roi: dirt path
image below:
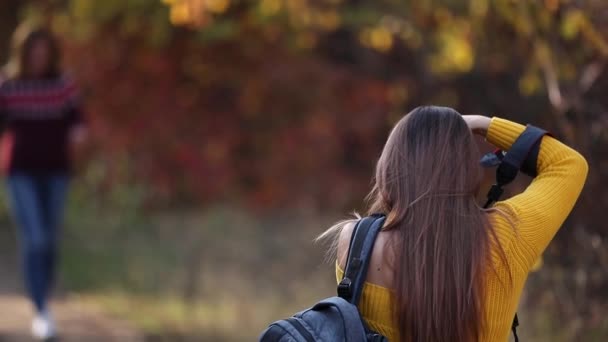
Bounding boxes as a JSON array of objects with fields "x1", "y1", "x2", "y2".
[
  {"x1": 0, "y1": 294, "x2": 143, "y2": 341},
  {"x1": 0, "y1": 228, "x2": 143, "y2": 341}
]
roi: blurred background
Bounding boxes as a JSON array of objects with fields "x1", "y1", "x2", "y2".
[{"x1": 0, "y1": 0, "x2": 606, "y2": 341}]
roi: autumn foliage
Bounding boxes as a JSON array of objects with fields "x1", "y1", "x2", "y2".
[
  {"x1": 2, "y1": 0, "x2": 607, "y2": 335},
  {"x1": 44, "y1": 1, "x2": 605, "y2": 209}
]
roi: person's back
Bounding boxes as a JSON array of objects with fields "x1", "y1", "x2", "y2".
[{"x1": 322, "y1": 106, "x2": 588, "y2": 341}]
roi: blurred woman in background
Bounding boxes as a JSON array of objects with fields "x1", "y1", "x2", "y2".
[{"x1": 0, "y1": 26, "x2": 86, "y2": 340}]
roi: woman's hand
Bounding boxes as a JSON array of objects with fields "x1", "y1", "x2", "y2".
[
  {"x1": 69, "y1": 125, "x2": 89, "y2": 174},
  {"x1": 0, "y1": 132, "x2": 13, "y2": 175},
  {"x1": 462, "y1": 115, "x2": 491, "y2": 136},
  {"x1": 69, "y1": 124, "x2": 88, "y2": 145}
]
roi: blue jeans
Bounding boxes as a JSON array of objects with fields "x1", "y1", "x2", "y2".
[{"x1": 7, "y1": 173, "x2": 69, "y2": 313}]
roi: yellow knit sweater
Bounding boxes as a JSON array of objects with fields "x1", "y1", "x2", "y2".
[{"x1": 336, "y1": 118, "x2": 588, "y2": 341}]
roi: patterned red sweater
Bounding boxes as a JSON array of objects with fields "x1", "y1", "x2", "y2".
[{"x1": 0, "y1": 75, "x2": 84, "y2": 174}]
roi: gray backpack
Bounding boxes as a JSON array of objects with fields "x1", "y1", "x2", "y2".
[{"x1": 259, "y1": 215, "x2": 388, "y2": 342}]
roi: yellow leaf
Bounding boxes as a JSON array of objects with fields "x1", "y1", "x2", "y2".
[
  {"x1": 206, "y1": 0, "x2": 230, "y2": 14},
  {"x1": 370, "y1": 26, "x2": 393, "y2": 53},
  {"x1": 561, "y1": 9, "x2": 584, "y2": 40},
  {"x1": 519, "y1": 70, "x2": 541, "y2": 96},
  {"x1": 259, "y1": 0, "x2": 282, "y2": 17},
  {"x1": 170, "y1": 2, "x2": 191, "y2": 25},
  {"x1": 450, "y1": 38, "x2": 473, "y2": 72}
]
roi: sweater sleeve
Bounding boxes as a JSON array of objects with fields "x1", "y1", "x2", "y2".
[{"x1": 486, "y1": 118, "x2": 588, "y2": 271}]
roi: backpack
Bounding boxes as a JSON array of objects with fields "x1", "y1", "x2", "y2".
[{"x1": 259, "y1": 214, "x2": 388, "y2": 342}]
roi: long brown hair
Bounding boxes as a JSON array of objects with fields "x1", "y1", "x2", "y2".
[
  {"x1": 4, "y1": 26, "x2": 61, "y2": 80},
  {"x1": 370, "y1": 106, "x2": 494, "y2": 341},
  {"x1": 322, "y1": 106, "x2": 506, "y2": 342}
]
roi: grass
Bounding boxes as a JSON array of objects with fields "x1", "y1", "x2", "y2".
[
  {"x1": 59, "y1": 198, "x2": 338, "y2": 341},
  {"x1": 0, "y1": 179, "x2": 605, "y2": 341}
]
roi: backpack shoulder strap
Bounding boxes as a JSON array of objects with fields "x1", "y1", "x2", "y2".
[{"x1": 337, "y1": 214, "x2": 386, "y2": 306}]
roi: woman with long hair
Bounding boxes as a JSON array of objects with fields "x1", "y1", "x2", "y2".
[
  {"x1": 322, "y1": 106, "x2": 587, "y2": 341},
  {"x1": 0, "y1": 26, "x2": 86, "y2": 340}
]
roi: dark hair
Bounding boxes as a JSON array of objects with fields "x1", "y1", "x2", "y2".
[
  {"x1": 365, "y1": 106, "x2": 505, "y2": 341},
  {"x1": 12, "y1": 27, "x2": 61, "y2": 79}
]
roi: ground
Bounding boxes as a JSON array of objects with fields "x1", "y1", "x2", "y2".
[
  {"x1": 0, "y1": 295, "x2": 142, "y2": 342},
  {"x1": 0, "y1": 227, "x2": 143, "y2": 342}
]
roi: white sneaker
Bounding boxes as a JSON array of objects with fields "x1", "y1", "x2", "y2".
[{"x1": 31, "y1": 312, "x2": 56, "y2": 340}]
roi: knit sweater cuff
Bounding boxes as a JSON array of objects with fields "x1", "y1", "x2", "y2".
[{"x1": 486, "y1": 117, "x2": 527, "y2": 151}]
